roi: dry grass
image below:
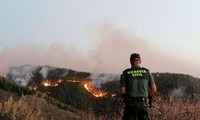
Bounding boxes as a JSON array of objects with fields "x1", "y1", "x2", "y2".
[
  {"x1": 97, "y1": 96, "x2": 200, "y2": 120},
  {"x1": 150, "y1": 96, "x2": 200, "y2": 120},
  {"x1": 2, "y1": 90, "x2": 199, "y2": 120},
  {"x1": 0, "y1": 95, "x2": 42, "y2": 120},
  {"x1": 0, "y1": 92, "x2": 82, "y2": 120}
]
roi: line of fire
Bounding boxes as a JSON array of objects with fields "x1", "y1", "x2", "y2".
[{"x1": 28, "y1": 79, "x2": 116, "y2": 98}]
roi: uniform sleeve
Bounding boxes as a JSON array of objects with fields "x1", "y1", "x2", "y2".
[
  {"x1": 148, "y1": 71, "x2": 155, "y2": 86},
  {"x1": 120, "y1": 71, "x2": 126, "y2": 87}
]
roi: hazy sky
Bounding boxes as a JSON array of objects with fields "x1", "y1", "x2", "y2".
[{"x1": 0, "y1": 0, "x2": 200, "y2": 77}]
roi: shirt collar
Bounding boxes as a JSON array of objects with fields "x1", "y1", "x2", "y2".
[{"x1": 131, "y1": 65, "x2": 141, "y2": 69}]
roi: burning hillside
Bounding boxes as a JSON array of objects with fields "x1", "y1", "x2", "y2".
[
  {"x1": 41, "y1": 79, "x2": 63, "y2": 87},
  {"x1": 1, "y1": 73, "x2": 200, "y2": 120},
  {"x1": 28, "y1": 79, "x2": 110, "y2": 98},
  {"x1": 84, "y1": 82, "x2": 108, "y2": 97},
  {"x1": 5, "y1": 65, "x2": 122, "y2": 117},
  {"x1": 7, "y1": 65, "x2": 120, "y2": 98}
]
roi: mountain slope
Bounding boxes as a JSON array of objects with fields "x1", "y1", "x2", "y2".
[
  {"x1": 0, "y1": 77, "x2": 95, "y2": 120},
  {"x1": 0, "y1": 91, "x2": 82, "y2": 120},
  {"x1": 3, "y1": 65, "x2": 200, "y2": 119}
]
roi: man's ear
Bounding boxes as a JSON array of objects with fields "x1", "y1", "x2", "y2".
[
  {"x1": 130, "y1": 60, "x2": 133, "y2": 64},
  {"x1": 139, "y1": 60, "x2": 141, "y2": 64}
]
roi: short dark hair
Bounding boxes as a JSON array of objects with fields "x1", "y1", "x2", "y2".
[{"x1": 130, "y1": 53, "x2": 141, "y2": 61}]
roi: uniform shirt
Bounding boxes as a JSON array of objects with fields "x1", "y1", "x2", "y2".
[{"x1": 120, "y1": 66, "x2": 155, "y2": 98}]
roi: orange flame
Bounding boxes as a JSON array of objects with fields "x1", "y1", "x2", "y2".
[
  {"x1": 42, "y1": 79, "x2": 63, "y2": 87},
  {"x1": 66, "y1": 80, "x2": 82, "y2": 83},
  {"x1": 55, "y1": 79, "x2": 63, "y2": 86},
  {"x1": 57, "y1": 79, "x2": 63, "y2": 83},
  {"x1": 28, "y1": 79, "x2": 111, "y2": 98},
  {"x1": 84, "y1": 82, "x2": 107, "y2": 97},
  {"x1": 28, "y1": 86, "x2": 38, "y2": 90},
  {"x1": 42, "y1": 80, "x2": 52, "y2": 86},
  {"x1": 111, "y1": 94, "x2": 116, "y2": 97}
]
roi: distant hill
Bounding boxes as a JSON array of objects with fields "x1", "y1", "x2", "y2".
[
  {"x1": 153, "y1": 72, "x2": 200, "y2": 98},
  {"x1": 7, "y1": 65, "x2": 200, "y2": 97},
  {"x1": 6, "y1": 65, "x2": 91, "y2": 86}
]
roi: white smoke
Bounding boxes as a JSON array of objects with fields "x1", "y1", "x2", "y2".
[
  {"x1": 90, "y1": 73, "x2": 120, "y2": 88},
  {"x1": 7, "y1": 65, "x2": 71, "y2": 86},
  {"x1": 8, "y1": 65, "x2": 38, "y2": 86},
  {"x1": 39, "y1": 65, "x2": 55, "y2": 79},
  {"x1": 170, "y1": 87, "x2": 184, "y2": 97},
  {"x1": 62, "y1": 71, "x2": 69, "y2": 76}
]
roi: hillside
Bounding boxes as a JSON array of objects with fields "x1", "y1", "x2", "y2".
[
  {"x1": 0, "y1": 77, "x2": 95, "y2": 120},
  {"x1": 2, "y1": 65, "x2": 200, "y2": 119},
  {"x1": 7, "y1": 65, "x2": 200, "y2": 98},
  {"x1": 0, "y1": 91, "x2": 81, "y2": 120}
]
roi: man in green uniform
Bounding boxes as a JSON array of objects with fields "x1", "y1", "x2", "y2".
[{"x1": 120, "y1": 53, "x2": 157, "y2": 120}]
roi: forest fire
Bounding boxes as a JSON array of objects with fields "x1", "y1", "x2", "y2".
[
  {"x1": 66, "y1": 80, "x2": 82, "y2": 83},
  {"x1": 41, "y1": 79, "x2": 63, "y2": 87},
  {"x1": 42, "y1": 80, "x2": 51, "y2": 86},
  {"x1": 28, "y1": 86, "x2": 38, "y2": 90},
  {"x1": 28, "y1": 79, "x2": 109, "y2": 98},
  {"x1": 84, "y1": 82, "x2": 108, "y2": 97}
]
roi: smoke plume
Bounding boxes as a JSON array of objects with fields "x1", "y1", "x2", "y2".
[
  {"x1": 90, "y1": 73, "x2": 120, "y2": 88},
  {"x1": 39, "y1": 65, "x2": 55, "y2": 79},
  {"x1": 170, "y1": 87, "x2": 184, "y2": 97},
  {"x1": 7, "y1": 65, "x2": 38, "y2": 86},
  {"x1": 0, "y1": 23, "x2": 199, "y2": 78}
]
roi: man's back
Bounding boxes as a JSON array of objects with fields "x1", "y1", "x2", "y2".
[
  {"x1": 120, "y1": 53, "x2": 157, "y2": 120},
  {"x1": 121, "y1": 66, "x2": 154, "y2": 98}
]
